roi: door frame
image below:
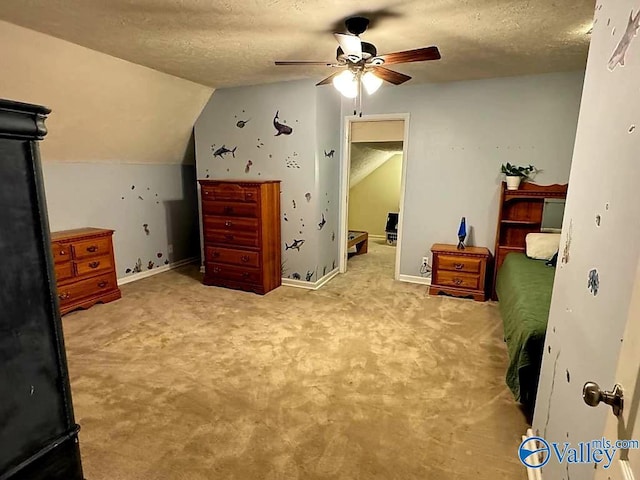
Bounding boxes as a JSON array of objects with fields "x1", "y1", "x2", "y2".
[{"x1": 338, "y1": 113, "x2": 411, "y2": 280}]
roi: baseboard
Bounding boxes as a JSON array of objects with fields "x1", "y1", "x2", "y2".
[
  {"x1": 368, "y1": 234, "x2": 386, "y2": 240},
  {"x1": 397, "y1": 274, "x2": 432, "y2": 286},
  {"x1": 118, "y1": 257, "x2": 198, "y2": 286},
  {"x1": 282, "y1": 268, "x2": 340, "y2": 290}
]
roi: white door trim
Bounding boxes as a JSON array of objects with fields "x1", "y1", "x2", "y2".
[{"x1": 339, "y1": 113, "x2": 411, "y2": 280}]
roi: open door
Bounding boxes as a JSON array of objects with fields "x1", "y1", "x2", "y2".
[{"x1": 594, "y1": 258, "x2": 640, "y2": 479}]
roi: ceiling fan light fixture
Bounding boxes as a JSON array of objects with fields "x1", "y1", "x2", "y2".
[
  {"x1": 333, "y1": 70, "x2": 358, "y2": 98},
  {"x1": 362, "y1": 71, "x2": 383, "y2": 94}
]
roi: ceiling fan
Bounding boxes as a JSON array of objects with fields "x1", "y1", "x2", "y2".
[{"x1": 275, "y1": 16, "x2": 441, "y2": 98}]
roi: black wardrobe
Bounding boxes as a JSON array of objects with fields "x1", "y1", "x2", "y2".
[{"x1": 0, "y1": 100, "x2": 84, "y2": 480}]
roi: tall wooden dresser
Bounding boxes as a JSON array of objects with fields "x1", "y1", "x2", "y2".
[
  {"x1": 0, "y1": 100, "x2": 84, "y2": 479},
  {"x1": 199, "y1": 180, "x2": 281, "y2": 294},
  {"x1": 51, "y1": 228, "x2": 121, "y2": 315}
]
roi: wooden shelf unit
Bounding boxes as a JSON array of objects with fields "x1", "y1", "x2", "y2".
[{"x1": 492, "y1": 181, "x2": 568, "y2": 299}]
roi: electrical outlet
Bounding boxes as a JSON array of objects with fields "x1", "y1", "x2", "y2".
[{"x1": 421, "y1": 257, "x2": 429, "y2": 269}]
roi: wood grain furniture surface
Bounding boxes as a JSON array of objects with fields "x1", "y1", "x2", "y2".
[
  {"x1": 348, "y1": 230, "x2": 368, "y2": 255},
  {"x1": 199, "y1": 180, "x2": 281, "y2": 295},
  {"x1": 429, "y1": 244, "x2": 492, "y2": 302},
  {"x1": 491, "y1": 181, "x2": 568, "y2": 299},
  {"x1": 0, "y1": 99, "x2": 84, "y2": 479},
  {"x1": 51, "y1": 227, "x2": 121, "y2": 315}
]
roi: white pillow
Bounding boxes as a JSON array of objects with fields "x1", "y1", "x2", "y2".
[{"x1": 526, "y1": 233, "x2": 561, "y2": 260}]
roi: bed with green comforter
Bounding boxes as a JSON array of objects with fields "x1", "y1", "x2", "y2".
[{"x1": 496, "y1": 253, "x2": 556, "y2": 408}]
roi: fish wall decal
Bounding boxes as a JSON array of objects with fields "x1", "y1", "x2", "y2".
[
  {"x1": 609, "y1": 9, "x2": 640, "y2": 71},
  {"x1": 212, "y1": 145, "x2": 237, "y2": 158},
  {"x1": 324, "y1": 149, "x2": 335, "y2": 158},
  {"x1": 285, "y1": 239, "x2": 305, "y2": 251},
  {"x1": 318, "y1": 213, "x2": 326, "y2": 230},
  {"x1": 273, "y1": 111, "x2": 293, "y2": 136},
  {"x1": 236, "y1": 118, "x2": 250, "y2": 128}
]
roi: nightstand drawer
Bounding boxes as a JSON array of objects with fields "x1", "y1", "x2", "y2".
[
  {"x1": 436, "y1": 271, "x2": 480, "y2": 290},
  {"x1": 438, "y1": 256, "x2": 482, "y2": 274}
]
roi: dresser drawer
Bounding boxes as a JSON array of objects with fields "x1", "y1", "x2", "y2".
[
  {"x1": 55, "y1": 262, "x2": 73, "y2": 282},
  {"x1": 202, "y1": 184, "x2": 259, "y2": 203},
  {"x1": 57, "y1": 273, "x2": 116, "y2": 306},
  {"x1": 206, "y1": 263, "x2": 261, "y2": 284},
  {"x1": 52, "y1": 242, "x2": 71, "y2": 264},
  {"x1": 436, "y1": 271, "x2": 480, "y2": 290},
  {"x1": 205, "y1": 230, "x2": 260, "y2": 248},
  {"x1": 438, "y1": 255, "x2": 482, "y2": 274},
  {"x1": 74, "y1": 254, "x2": 113, "y2": 277},
  {"x1": 205, "y1": 246, "x2": 260, "y2": 267},
  {"x1": 71, "y1": 236, "x2": 112, "y2": 260},
  {"x1": 202, "y1": 200, "x2": 259, "y2": 218},
  {"x1": 204, "y1": 216, "x2": 259, "y2": 233}
]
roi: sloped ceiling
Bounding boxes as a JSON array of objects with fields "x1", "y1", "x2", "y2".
[
  {"x1": 0, "y1": 0, "x2": 594, "y2": 88},
  {"x1": 350, "y1": 141, "x2": 403, "y2": 188}
]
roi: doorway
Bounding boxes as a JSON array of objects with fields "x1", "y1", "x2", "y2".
[{"x1": 339, "y1": 115, "x2": 410, "y2": 279}]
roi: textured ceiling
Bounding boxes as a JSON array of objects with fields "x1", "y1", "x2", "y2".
[
  {"x1": 0, "y1": 0, "x2": 595, "y2": 88},
  {"x1": 350, "y1": 142, "x2": 403, "y2": 187}
]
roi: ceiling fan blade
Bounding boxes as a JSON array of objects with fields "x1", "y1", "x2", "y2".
[
  {"x1": 275, "y1": 61, "x2": 335, "y2": 66},
  {"x1": 379, "y1": 46, "x2": 441, "y2": 65},
  {"x1": 334, "y1": 33, "x2": 362, "y2": 60},
  {"x1": 371, "y1": 66, "x2": 412, "y2": 85},
  {"x1": 316, "y1": 72, "x2": 341, "y2": 86}
]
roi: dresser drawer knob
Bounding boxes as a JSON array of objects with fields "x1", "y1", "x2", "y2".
[
  {"x1": 242, "y1": 272, "x2": 250, "y2": 278},
  {"x1": 454, "y1": 263, "x2": 464, "y2": 270},
  {"x1": 204, "y1": 191, "x2": 210, "y2": 195},
  {"x1": 59, "y1": 250, "x2": 66, "y2": 255},
  {"x1": 58, "y1": 292, "x2": 70, "y2": 300},
  {"x1": 224, "y1": 234, "x2": 234, "y2": 240},
  {"x1": 224, "y1": 221, "x2": 233, "y2": 227},
  {"x1": 88, "y1": 261, "x2": 100, "y2": 269},
  {"x1": 453, "y1": 278, "x2": 463, "y2": 286},
  {"x1": 97, "y1": 281, "x2": 108, "y2": 288},
  {"x1": 86, "y1": 245, "x2": 98, "y2": 253},
  {"x1": 213, "y1": 267, "x2": 221, "y2": 273},
  {"x1": 212, "y1": 251, "x2": 220, "y2": 258},
  {"x1": 241, "y1": 255, "x2": 250, "y2": 263},
  {"x1": 246, "y1": 192, "x2": 253, "y2": 198}
]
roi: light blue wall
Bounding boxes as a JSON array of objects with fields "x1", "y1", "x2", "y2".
[
  {"x1": 42, "y1": 163, "x2": 199, "y2": 278},
  {"x1": 341, "y1": 71, "x2": 585, "y2": 276},
  {"x1": 194, "y1": 79, "x2": 342, "y2": 282}
]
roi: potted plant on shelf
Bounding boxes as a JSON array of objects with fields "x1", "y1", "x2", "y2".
[{"x1": 501, "y1": 163, "x2": 536, "y2": 190}]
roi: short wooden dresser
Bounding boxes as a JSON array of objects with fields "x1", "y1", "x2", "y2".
[
  {"x1": 199, "y1": 180, "x2": 281, "y2": 295},
  {"x1": 51, "y1": 228, "x2": 121, "y2": 315},
  {"x1": 428, "y1": 244, "x2": 492, "y2": 302}
]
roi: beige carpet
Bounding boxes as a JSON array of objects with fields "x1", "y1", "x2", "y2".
[{"x1": 62, "y1": 240, "x2": 528, "y2": 480}]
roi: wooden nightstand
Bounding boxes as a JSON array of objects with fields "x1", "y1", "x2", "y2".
[{"x1": 428, "y1": 244, "x2": 492, "y2": 301}]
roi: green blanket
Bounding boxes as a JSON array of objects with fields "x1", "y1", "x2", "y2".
[{"x1": 496, "y1": 253, "x2": 555, "y2": 405}]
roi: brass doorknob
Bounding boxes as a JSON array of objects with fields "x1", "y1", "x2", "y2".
[{"x1": 583, "y1": 382, "x2": 624, "y2": 416}]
